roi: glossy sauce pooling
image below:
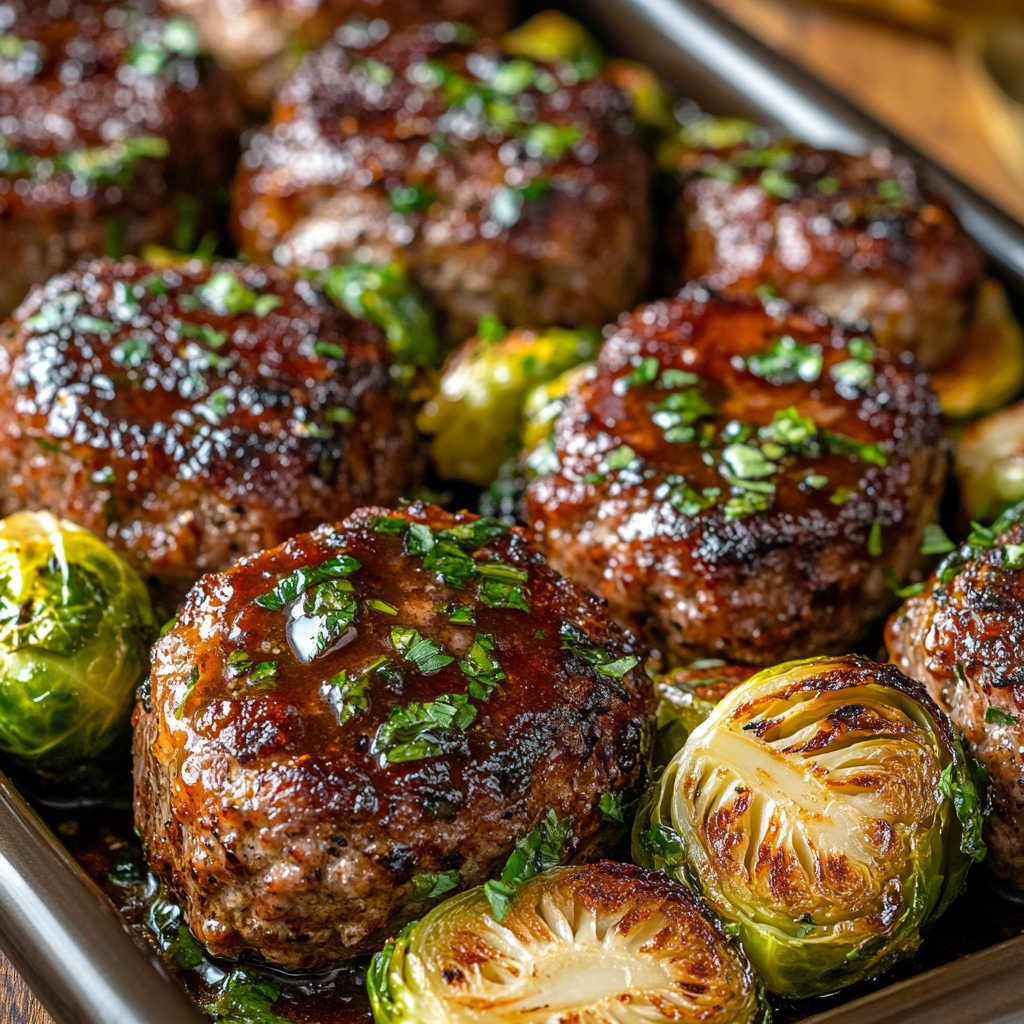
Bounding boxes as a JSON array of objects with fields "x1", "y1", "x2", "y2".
[
  {"x1": 0, "y1": 258, "x2": 394, "y2": 513},
  {"x1": 160, "y1": 505, "x2": 647, "y2": 810}
]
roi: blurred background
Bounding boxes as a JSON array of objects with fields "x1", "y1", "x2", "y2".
[{"x1": 707, "y1": 0, "x2": 1024, "y2": 223}]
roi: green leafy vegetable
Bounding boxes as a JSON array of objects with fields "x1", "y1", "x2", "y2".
[{"x1": 483, "y1": 809, "x2": 571, "y2": 921}]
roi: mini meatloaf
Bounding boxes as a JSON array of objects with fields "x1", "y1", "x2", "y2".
[
  {"x1": 667, "y1": 129, "x2": 982, "y2": 370},
  {"x1": 0, "y1": 259, "x2": 421, "y2": 605},
  {"x1": 133, "y1": 504, "x2": 653, "y2": 969},
  {"x1": 0, "y1": 0, "x2": 242, "y2": 319},
  {"x1": 886, "y1": 506, "x2": 1024, "y2": 890},
  {"x1": 160, "y1": 0, "x2": 513, "y2": 109},
  {"x1": 232, "y1": 24, "x2": 652, "y2": 344},
  {"x1": 525, "y1": 287, "x2": 945, "y2": 666}
]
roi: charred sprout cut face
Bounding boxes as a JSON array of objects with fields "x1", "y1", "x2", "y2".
[
  {"x1": 369, "y1": 862, "x2": 762, "y2": 1024},
  {"x1": 417, "y1": 320, "x2": 600, "y2": 486},
  {"x1": 634, "y1": 656, "x2": 984, "y2": 1000},
  {"x1": 0, "y1": 512, "x2": 156, "y2": 775}
]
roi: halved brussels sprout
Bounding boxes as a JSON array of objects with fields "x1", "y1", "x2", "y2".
[
  {"x1": 369, "y1": 862, "x2": 763, "y2": 1024},
  {"x1": 634, "y1": 655, "x2": 984, "y2": 1000},
  {"x1": 0, "y1": 512, "x2": 156, "y2": 775},
  {"x1": 654, "y1": 661, "x2": 753, "y2": 770},
  {"x1": 417, "y1": 323, "x2": 600, "y2": 485},
  {"x1": 930, "y1": 279, "x2": 1024, "y2": 421}
]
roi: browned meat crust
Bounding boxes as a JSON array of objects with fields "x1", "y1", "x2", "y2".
[
  {"x1": 525, "y1": 287, "x2": 945, "y2": 667},
  {"x1": 886, "y1": 514, "x2": 1024, "y2": 889},
  {"x1": 0, "y1": 259, "x2": 421, "y2": 606},
  {"x1": 160, "y1": 0, "x2": 513, "y2": 109},
  {"x1": 668, "y1": 138, "x2": 982, "y2": 370},
  {"x1": 132, "y1": 504, "x2": 654, "y2": 969},
  {"x1": 0, "y1": 1, "x2": 242, "y2": 319},
  {"x1": 232, "y1": 25, "x2": 653, "y2": 344}
]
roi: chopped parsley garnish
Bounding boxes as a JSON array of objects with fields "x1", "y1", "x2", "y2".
[
  {"x1": 848, "y1": 337, "x2": 875, "y2": 361},
  {"x1": 389, "y1": 183, "x2": 436, "y2": 214},
  {"x1": 868, "y1": 521, "x2": 883, "y2": 558},
  {"x1": 484, "y1": 810, "x2": 571, "y2": 922},
  {"x1": 921, "y1": 523, "x2": 956, "y2": 556},
  {"x1": 459, "y1": 633, "x2": 505, "y2": 699},
  {"x1": 477, "y1": 314, "x2": 509, "y2": 342},
  {"x1": 440, "y1": 602, "x2": 476, "y2": 624},
  {"x1": 479, "y1": 580, "x2": 531, "y2": 612},
  {"x1": 723, "y1": 492, "x2": 771, "y2": 520},
  {"x1": 605, "y1": 445, "x2": 637, "y2": 471},
  {"x1": 652, "y1": 388, "x2": 715, "y2": 442},
  {"x1": 643, "y1": 822, "x2": 685, "y2": 869},
  {"x1": 759, "y1": 168, "x2": 797, "y2": 199},
  {"x1": 367, "y1": 515, "x2": 408, "y2": 535},
  {"x1": 313, "y1": 340, "x2": 346, "y2": 360},
  {"x1": 390, "y1": 626, "x2": 454, "y2": 675},
  {"x1": 227, "y1": 651, "x2": 278, "y2": 688},
  {"x1": 830, "y1": 357, "x2": 875, "y2": 397},
  {"x1": 302, "y1": 579, "x2": 358, "y2": 659},
  {"x1": 324, "y1": 656, "x2": 396, "y2": 724},
  {"x1": 823, "y1": 432, "x2": 888, "y2": 467},
  {"x1": 254, "y1": 554, "x2": 362, "y2": 610},
  {"x1": 986, "y1": 706, "x2": 1017, "y2": 727},
  {"x1": 660, "y1": 368, "x2": 701, "y2": 389},
  {"x1": 111, "y1": 337, "x2": 152, "y2": 367},
  {"x1": 1005, "y1": 544, "x2": 1024, "y2": 571},
  {"x1": 877, "y1": 179, "x2": 906, "y2": 205},
  {"x1": 621, "y1": 357, "x2": 660, "y2": 390},
  {"x1": 412, "y1": 870, "x2": 460, "y2": 899},
  {"x1": 173, "y1": 664, "x2": 199, "y2": 720},
  {"x1": 559, "y1": 622, "x2": 639, "y2": 680},
  {"x1": 746, "y1": 336, "x2": 823, "y2": 385},
  {"x1": 721, "y1": 443, "x2": 777, "y2": 480},
  {"x1": 439, "y1": 517, "x2": 510, "y2": 548},
  {"x1": 368, "y1": 598, "x2": 398, "y2": 615},
  {"x1": 179, "y1": 322, "x2": 228, "y2": 348},
  {"x1": 325, "y1": 407, "x2": 353, "y2": 424},
  {"x1": 195, "y1": 272, "x2": 259, "y2": 316},
  {"x1": 665, "y1": 481, "x2": 720, "y2": 516},
  {"x1": 489, "y1": 179, "x2": 554, "y2": 228},
  {"x1": 523, "y1": 122, "x2": 583, "y2": 161},
  {"x1": 372, "y1": 694, "x2": 476, "y2": 763},
  {"x1": 599, "y1": 791, "x2": 628, "y2": 824}
]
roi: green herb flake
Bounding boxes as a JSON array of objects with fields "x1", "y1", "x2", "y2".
[
  {"x1": 823, "y1": 433, "x2": 888, "y2": 467},
  {"x1": 440, "y1": 602, "x2": 476, "y2": 624},
  {"x1": 254, "y1": 554, "x2": 362, "y2": 610},
  {"x1": 369, "y1": 598, "x2": 398, "y2": 616},
  {"x1": 372, "y1": 694, "x2": 477, "y2": 763},
  {"x1": 439, "y1": 517, "x2": 509, "y2": 549},
  {"x1": 367, "y1": 515, "x2": 408, "y2": 535},
  {"x1": 325, "y1": 407, "x2": 354, "y2": 425},
  {"x1": 412, "y1": 869, "x2": 461, "y2": 899},
  {"x1": 605, "y1": 445, "x2": 637, "y2": 471},
  {"x1": 803, "y1": 473, "x2": 828, "y2": 490},
  {"x1": 746, "y1": 335, "x2": 823, "y2": 385},
  {"x1": 212, "y1": 968, "x2": 290, "y2": 1024},
  {"x1": 667, "y1": 483, "x2": 719, "y2": 517},
  {"x1": 877, "y1": 179, "x2": 906, "y2": 205},
  {"x1": 390, "y1": 626, "x2": 454, "y2": 676},
  {"x1": 847, "y1": 337, "x2": 876, "y2": 362},
  {"x1": 921, "y1": 523, "x2": 956, "y2": 556},
  {"x1": 599, "y1": 791, "x2": 627, "y2": 824},
  {"x1": 389, "y1": 183, "x2": 436, "y2": 214},
  {"x1": 484, "y1": 810, "x2": 571, "y2": 921},
  {"x1": 313, "y1": 340, "x2": 346, "y2": 360},
  {"x1": 253, "y1": 294, "x2": 282, "y2": 317},
  {"x1": 986, "y1": 706, "x2": 1017, "y2": 727},
  {"x1": 868, "y1": 521, "x2": 883, "y2": 558},
  {"x1": 830, "y1": 358, "x2": 875, "y2": 394},
  {"x1": 1005, "y1": 544, "x2": 1024, "y2": 571},
  {"x1": 324, "y1": 657, "x2": 395, "y2": 724},
  {"x1": 479, "y1": 580, "x2": 531, "y2": 612},
  {"x1": 477, "y1": 314, "x2": 508, "y2": 342},
  {"x1": 523, "y1": 122, "x2": 583, "y2": 161},
  {"x1": 721, "y1": 444, "x2": 777, "y2": 481},
  {"x1": 559, "y1": 622, "x2": 639, "y2": 681},
  {"x1": 621, "y1": 357, "x2": 660, "y2": 390},
  {"x1": 817, "y1": 175, "x2": 840, "y2": 195},
  {"x1": 459, "y1": 633, "x2": 505, "y2": 700},
  {"x1": 195, "y1": 272, "x2": 259, "y2": 316},
  {"x1": 173, "y1": 664, "x2": 199, "y2": 720}
]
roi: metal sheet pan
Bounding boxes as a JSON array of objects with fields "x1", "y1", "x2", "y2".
[{"x1": 2, "y1": 2, "x2": 1024, "y2": 1023}]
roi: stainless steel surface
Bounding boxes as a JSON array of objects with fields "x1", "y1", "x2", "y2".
[{"x1": 0, "y1": 772, "x2": 207, "y2": 1024}]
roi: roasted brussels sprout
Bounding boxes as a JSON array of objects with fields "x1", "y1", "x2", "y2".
[
  {"x1": 634, "y1": 655, "x2": 985, "y2": 999},
  {"x1": 654, "y1": 661, "x2": 753, "y2": 769},
  {"x1": 369, "y1": 861, "x2": 763, "y2": 1024},
  {"x1": 417, "y1": 323, "x2": 600, "y2": 485},
  {"x1": 0, "y1": 512, "x2": 156, "y2": 775},
  {"x1": 930, "y1": 279, "x2": 1024, "y2": 421},
  {"x1": 519, "y1": 361, "x2": 598, "y2": 478}
]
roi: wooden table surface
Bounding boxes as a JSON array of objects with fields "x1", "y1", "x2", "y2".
[{"x1": 4, "y1": 1, "x2": 1024, "y2": 1021}]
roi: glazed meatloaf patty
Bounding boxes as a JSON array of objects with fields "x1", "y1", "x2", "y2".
[
  {"x1": 160, "y1": 0, "x2": 513, "y2": 109},
  {"x1": 526, "y1": 286, "x2": 945, "y2": 666},
  {"x1": 667, "y1": 129, "x2": 982, "y2": 370},
  {"x1": 133, "y1": 504, "x2": 653, "y2": 969},
  {"x1": 0, "y1": 0, "x2": 242, "y2": 319},
  {"x1": 232, "y1": 22, "x2": 652, "y2": 344},
  {"x1": 0, "y1": 259, "x2": 421, "y2": 606},
  {"x1": 886, "y1": 507, "x2": 1024, "y2": 889}
]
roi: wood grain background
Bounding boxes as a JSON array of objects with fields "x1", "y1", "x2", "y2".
[{"x1": 3, "y1": 1, "x2": 1022, "y2": 1021}]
